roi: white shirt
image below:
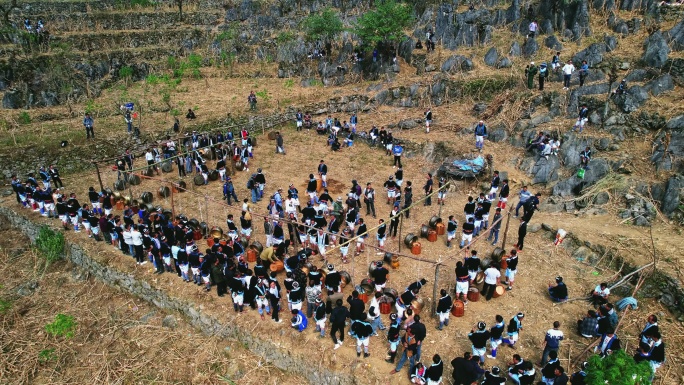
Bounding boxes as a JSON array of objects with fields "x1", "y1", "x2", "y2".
[
  {"x1": 529, "y1": 22, "x2": 537, "y2": 32},
  {"x1": 594, "y1": 285, "x2": 610, "y2": 297},
  {"x1": 484, "y1": 267, "x2": 501, "y2": 285},
  {"x1": 122, "y1": 230, "x2": 133, "y2": 245},
  {"x1": 562, "y1": 64, "x2": 575, "y2": 75},
  {"x1": 145, "y1": 151, "x2": 154, "y2": 161},
  {"x1": 131, "y1": 230, "x2": 143, "y2": 246}
]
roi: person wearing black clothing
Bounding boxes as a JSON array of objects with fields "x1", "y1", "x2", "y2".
[
  {"x1": 388, "y1": 204, "x2": 400, "y2": 238},
  {"x1": 548, "y1": 276, "x2": 569, "y2": 302},
  {"x1": 425, "y1": 354, "x2": 443, "y2": 384},
  {"x1": 469, "y1": 321, "x2": 491, "y2": 365},
  {"x1": 325, "y1": 264, "x2": 341, "y2": 293},
  {"x1": 347, "y1": 290, "x2": 366, "y2": 321},
  {"x1": 406, "y1": 278, "x2": 427, "y2": 294},
  {"x1": 451, "y1": 352, "x2": 485, "y2": 385},
  {"x1": 423, "y1": 173, "x2": 433, "y2": 206},
  {"x1": 540, "y1": 351, "x2": 560, "y2": 383},
  {"x1": 410, "y1": 315, "x2": 427, "y2": 361},
  {"x1": 515, "y1": 220, "x2": 528, "y2": 251},
  {"x1": 552, "y1": 367, "x2": 569, "y2": 385},
  {"x1": 521, "y1": 193, "x2": 541, "y2": 222},
  {"x1": 497, "y1": 179, "x2": 510, "y2": 209},
  {"x1": 371, "y1": 262, "x2": 389, "y2": 292},
  {"x1": 482, "y1": 367, "x2": 506, "y2": 385},
  {"x1": 436, "y1": 289, "x2": 452, "y2": 330},
  {"x1": 403, "y1": 181, "x2": 413, "y2": 218},
  {"x1": 48, "y1": 165, "x2": 63, "y2": 188},
  {"x1": 330, "y1": 299, "x2": 350, "y2": 349},
  {"x1": 351, "y1": 317, "x2": 373, "y2": 358},
  {"x1": 570, "y1": 362, "x2": 588, "y2": 385},
  {"x1": 211, "y1": 258, "x2": 227, "y2": 296}
]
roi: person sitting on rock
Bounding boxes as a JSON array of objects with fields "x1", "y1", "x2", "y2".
[
  {"x1": 186, "y1": 108, "x2": 196, "y2": 119},
  {"x1": 580, "y1": 147, "x2": 592, "y2": 169},
  {"x1": 613, "y1": 79, "x2": 627, "y2": 95}
]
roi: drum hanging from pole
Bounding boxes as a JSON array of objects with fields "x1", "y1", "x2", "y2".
[
  {"x1": 128, "y1": 174, "x2": 141, "y2": 186},
  {"x1": 368, "y1": 261, "x2": 379, "y2": 276},
  {"x1": 158, "y1": 186, "x2": 170, "y2": 198},
  {"x1": 208, "y1": 170, "x2": 219, "y2": 181},
  {"x1": 141, "y1": 192, "x2": 154, "y2": 204},
  {"x1": 383, "y1": 287, "x2": 399, "y2": 302},
  {"x1": 161, "y1": 161, "x2": 173, "y2": 173},
  {"x1": 490, "y1": 247, "x2": 505, "y2": 263},
  {"x1": 199, "y1": 222, "x2": 208, "y2": 237},
  {"x1": 480, "y1": 257, "x2": 493, "y2": 270},
  {"x1": 188, "y1": 218, "x2": 200, "y2": 230},
  {"x1": 428, "y1": 215, "x2": 442, "y2": 229},
  {"x1": 383, "y1": 252, "x2": 394, "y2": 265},
  {"x1": 360, "y1": 278, "x2": 374, "y2": 294},
  {"x1": 339, "y1": 271, "x2": 351, "y2": 289},
  {"x1": 250, "y1": 241, "x2": 263, "y2": 254},
  {"x1": 404, "y1": 233, "x2": 418, "y2": 247},
  {"x1": 209, "y1": 226, "x2": 223, "y2": 239},
  {"x1": 420, "y1": 224, "x2": 429, "y2": 238},
  {"x1": 193, "y1": 174, "x2": 205, "y2": 186},
  {"x1": 174, "y1": 180, "x2": 187, "y2": 192},
  {"x1": 114, "y1": 179, "x2": 127, "y2": 191},
  {"x1": 235, "y1": 161, "x2": 245, "y2": 171}
]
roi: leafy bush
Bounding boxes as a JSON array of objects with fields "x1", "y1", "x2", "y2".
[
  {"x1": 38, "y1": 348, "x2": 57, "y2": 363},
  {"x1": 303, "y1": 8, "x2": 343, "y2": 43},
  {"x1": 354, "y1": 0, "x2": 413, "y2": 49},
  {"x1": 276, "y1": 31, "x2": 296, "y2": 44},
  {"x1": 35, "y1": 225, "x2": 64, "y2": 265},
  {"x1": 45, "y1": 313, "x2": 77, "y2": 339},
  {"x1": 283, "y1": 79, "x2": 294, "y2": 89},
  {"x1": 18, "y1": 111, "x2": 31, "y2": 125},
  {"x1": 119, "y1": 66, "x2": 133, "y2": 79},
  {"x1": 461, "y1": 76, "x2": 519, "y2": 100},
  {"x1": 585, "y1": 350, "x2": 652, "y2": 385}
]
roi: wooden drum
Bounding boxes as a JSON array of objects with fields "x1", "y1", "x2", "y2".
[
  {"x1": 467, "y1": 288, "x2": 480, "y2": 302},
  {"x1": 451, "y1": 300, "x2": 465, "y2": 317}
]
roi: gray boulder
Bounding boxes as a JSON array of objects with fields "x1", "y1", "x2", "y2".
[
  {"x1": 544, "y1": 35, "x2": 563, "y2": 50},
  {"x1": 647, "y1": 73, "x2": 674, "y2": 96},
  {"x1": 489, "y1": 124, "x2": 508, "y2": 143},
  {"x1": 398, "y1": 119, "x2": 418, "y2": 129},
  {"x1": 662, "y1": 176, "x2": 682, "y2": 217},
  {"x1": 604, "y1": 35, "x2": 618, "y2": 51},
  {"x1": 541, "y1": 19, "x2": 554, "y2": 35},
  {"x1": 506, "y1": 0, "x2": 521, "y2": 23},
  {"x1": 441, "y1": 55, "x2": 473, "y2": 73},
  {"x1": 497, "y1": 57, "x2": 513, "y2": 68},
  {"x1": 484, "y1": 47, "x2": 499, "y2": 67},
  {"x1": 666, "y1": 115, "x2": 684, "y2": 130},
  {"x1": 572, "y1": 43, "x2": 607, "y2": 66},
  {"x1": 531, "y1": 156, "x2": 561, "y2": 184},
  {"x1": 2, "y1": 89, "x2": 24, "y2": 109},
  {"x1": 666, "y1": 19, "x2": 684, "y2": 51},
  {"x1": 613, "y1": 85, "x2": 649, "y2": 113},
  {"x1": 652, "y1": 130, "x2": 684, "y2": 172},
  {"x1": 642, "y1": 31, "x2": 670, "y2": 68},
  {"x1": 509, "y1": 41, "x2": 521, "y2": 56},
  {"x1": 551, "y1": 158, "x2": 611, "y2": 197},
  {"x1": 522, "y1": 37, "x2": 539, "y2": 57}
]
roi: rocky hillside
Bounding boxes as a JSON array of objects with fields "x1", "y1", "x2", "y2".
[{"x1": 0, "y1": 0, "x2": 682, "y2": 223}]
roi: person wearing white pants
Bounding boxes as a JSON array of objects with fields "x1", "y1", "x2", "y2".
[
  {"x1": 435, "y1": 289, "x2": 452, "y2": 330},
  {"x1": 425, "y1": 354, "x2": 443, "y2": 385},
  {"x1": 351, "y1": 318, "x2": 373, "y2": 358}
]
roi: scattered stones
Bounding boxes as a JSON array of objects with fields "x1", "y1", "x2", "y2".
[
  {"x1": 528, "y1": 223, "x2": 541, "y2": 233},
  {"x1": 544, "y1": 35, "x2": 563, "y2": 51},
  {"x1": 497, "y1": 57, "x2": 512, "y2": 68},
  {"x1": 509, "y1": 41, "x2": 521, "y2": 56},
  {"x1": 16, "y1": 280, "x2": 39, "y2": 296},
  {"x1": 441, "y1": 55, "x2": 473, "y2": 73},
  {"x1": 522, "y1": 37, "x2": 539, "y2": 57},
  {"x1": 647, "y1": 73, "x2": 674, "y2": 96},
  {"x1": 572, "y1": 42, "x2": 607, "y2": 66},
  {"x1": 398, "y1": 119, "x2": 419, "y2": 129},
  {"x1": 484, "y1": 47, "x2": 499, "y2": 67}
]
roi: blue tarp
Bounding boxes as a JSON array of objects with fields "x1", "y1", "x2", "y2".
[{"x1": 452, "y1": 156, "x2": 486, "y2": 173}]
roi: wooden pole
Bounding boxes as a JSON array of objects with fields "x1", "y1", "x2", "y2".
[
  {"x1": 93, "y1": 162, "x2": 104, "y2": 191},
  {"x1": 170, "y1": 181, "x2": 176, "y2": 219},
  {"x1": 431, "y1": 263, "x2": 440, "y2": 317},
  {"x1": 398, "y1": 213, "x2": 403, "y2": 253},
  {"x1": 501, "y1": 211, "x2": 512, "y2": 249}
]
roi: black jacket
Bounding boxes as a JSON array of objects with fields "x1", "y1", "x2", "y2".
[
  {"x1": 329, "y1": 305, "x2": 349, "y2": 325},
  {"x1": 347, "y1": 296, "x2": 365, "y2": 320}
]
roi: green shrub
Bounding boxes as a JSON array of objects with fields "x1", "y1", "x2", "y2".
[
  {"x1": 461, "y1": 76, "x2": 519, "y2": 100},
  {"x1": 118, "y1": 66, "x2": 133, "y2": 79},
  {"x1": 585, "y1": 350, "x2": 652, "y2": 385},
  {"x1": 35, "y1": 225, "x2": 64, "y2": 265},
  {"x1": 18, "y1": 111, "x2": 31, "y2": 125},
  {"x1": 45, "y1": 313, "x2": 77, "y2": 339},
  {"x1": 303, "y1": 8, "x2": 343, "y2": 43},
  {"x1": 276, "y1": 31, "x2": 296, "y2": 44},
  {"x1": 38, "y1": 348, "x2": 57, "y2": 363},
  {"x1": 283, "y1": 79, "x2": 294, "y2": 89}
]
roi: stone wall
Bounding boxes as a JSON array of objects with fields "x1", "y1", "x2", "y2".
[{"x1": 0, "y1": 207, "x2": 356, "y2": 385}]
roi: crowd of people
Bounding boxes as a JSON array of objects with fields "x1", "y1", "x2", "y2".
[{"x1": 8, "y1": 109, "x2": 667, "y2": 384}]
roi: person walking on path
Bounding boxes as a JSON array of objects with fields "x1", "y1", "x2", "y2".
[
  {"x1": 538, "y1": 62, "x2": 548, "y2": 91},
  {"x1": 423, "y1": 173, "x2": 433, "y2": 206},
  {"x1": 474, "y1": 120, "x2": 487, "y2": 152},
  {"x1": 363, "y1": 182, "x2": 376, "y2": 218},
  {"x1": 425, "y1": 108, "x2": 433, "y2": 133},
  {"x1": 275, "y1": 132, "x2": 285, "y2": 154},
  {"x1": 525, "y1": 62, "x2": 538, "y2": 89},
  {"x1": 514, "y1": 186, "x2": 532, "y2": 217},
  {"x1": 83, "y1": 113, "x2": 94, "y2": 139},
  {"x1": 540, "y1": 321, "x2": 564, "y2": 366},
  {"x1": 515, "y1": 219, "x2": 528, "y2": 251},
  {"x1": 562, "y1": 60, "x2": 575, "y2": 90}
]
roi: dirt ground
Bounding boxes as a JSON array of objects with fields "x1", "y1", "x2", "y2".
[
  {"x1": 0, "y1": 225, "x2": 306, "y2": 385},
  {"x1": 4, "y1": 121, "x2": 683, "y2": 385}
]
